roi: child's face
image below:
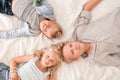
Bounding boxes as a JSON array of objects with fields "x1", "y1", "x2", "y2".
[
  {"x1": 63, "y1": 41, "x2": 85, "y2": 61},
  {"x1": 41, "y1": 50, "x2": 59, "y2": 67},
  {"x1": 40, "y1": 20, "x2": 60, "y2": 38}
]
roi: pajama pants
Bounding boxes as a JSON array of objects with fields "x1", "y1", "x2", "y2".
[{"x1": 0, "y1": 0, "x2": 14, "y2": 15}]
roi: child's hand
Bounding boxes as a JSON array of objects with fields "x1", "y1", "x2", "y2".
[
  {"x1": 83, "y1": 0, "x2": 102, "y2": 11},
  {"x1": 10, "y1": 72, "x2": 19, "y2": 80},
  {"x1": 10, "y1": 67, "x2": 19, "y2": 80}
]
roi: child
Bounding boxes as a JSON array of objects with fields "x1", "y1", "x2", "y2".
[
  {"x1": 10, "y1": 43, "x2": 64, "y2": 80},
  {"x1": 59, "y1": 0, "x2": 120, "y2": 67},
  {"x1": 0, "y1": 0, "x2": 62, "y2": 39}
]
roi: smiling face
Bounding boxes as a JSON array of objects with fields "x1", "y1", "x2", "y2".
[
  {"x1": 63, "y1": 41, "x2": 85, "y2": 62},
  {"x1": 40, "y1": 20, "x2": 61, "y2": 39},
  {"x1": 41, "y1": 50, "x2": 59, "y2": 67}
]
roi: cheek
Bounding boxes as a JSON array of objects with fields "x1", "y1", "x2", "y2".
[
  {"x1": 49, "y1": 27, "x2": 54, "y2": 32},
  {"x1": 42, "y1": 54, "x2": 47, "y2": 60},
  {"x1": 75, "y1": 50, "x2": 83, "y2": 57},
  {"x1": 41, "y1": 57, "x2": 45, "y2": 65},
  {"x1": 41, "y1": 56, "x2": 45, "y2": 62},
  {"x1": 47, "y1": 28, "x2": 54, "y2": 36},
  {"x1": 40, "y1": 22, "x2": 48, "y2": 31}
]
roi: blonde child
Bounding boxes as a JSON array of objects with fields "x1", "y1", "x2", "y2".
[
  {"x1": 10, "y1": 43, "x2": 64, "y2": 80},
  {"x1": 0, "y1": 0, "x2": 62, "y2": 39},
  {"x1": 58, "y1": 0, "x2": 120, "y2": 67}
]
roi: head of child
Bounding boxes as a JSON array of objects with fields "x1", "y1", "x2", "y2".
[
  {"x1": 35, "y1": 43, "x2": 64, "y2": 80},
  {"x1": 56, "y1": 41, "x2": 86, "y2": 63},
  {"x1": 40, "y1": 18, "x2": 62, "y2": 39},
  {"x1": 36, "y1": 4, "x2": 62, "y2": 39}
]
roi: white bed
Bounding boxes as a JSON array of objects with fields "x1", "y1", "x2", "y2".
[{"x1": 0, "y1": 0, "x2": 120, "y2": 80}]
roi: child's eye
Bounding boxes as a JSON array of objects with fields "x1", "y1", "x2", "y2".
[
  {"x1": 47, "y1": 55, "x2": 49, "y2": 58},
  {"x1": 50, "y1": 59, "x2": 54, "y2": 63}
]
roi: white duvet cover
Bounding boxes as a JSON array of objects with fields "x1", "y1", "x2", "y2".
[{"x1": 0, "y1": 0, "x2": 120, "y2": 80}]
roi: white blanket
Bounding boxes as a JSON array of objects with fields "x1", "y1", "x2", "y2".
[{"x1": 0, "y1": 0, "x2": 120, "y2": 80}]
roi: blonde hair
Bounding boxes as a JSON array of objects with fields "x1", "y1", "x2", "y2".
[
  {"x1": 55, "y1": 42, "x2": 75, "y2": 63},
  {"x1": 50, "y1": 23, "x2": 63, "y2": 39},
  {"x1": 34, "y1": 43, "x2": 64, "y2": 80}
]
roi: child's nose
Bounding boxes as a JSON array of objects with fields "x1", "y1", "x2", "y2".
[
  {"x1": 73, "y1": 45, "x2": 75, "y2": 49},
  {"x1": 48, "y1": 58, "x2": 53, "y2": 63},
  {"x1": 73, "y1": 45, "x2": 77, "y2": 50},
  {"x1": 46, "y1": 58, "x2": 50, "y2": 62},
  {"x1": 45, "y1": 59, "x2": 49, "y2": 65}
]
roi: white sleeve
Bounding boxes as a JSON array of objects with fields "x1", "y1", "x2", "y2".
[{"x1": 0, "y1": 27, "x2": 30, "y2": 39}]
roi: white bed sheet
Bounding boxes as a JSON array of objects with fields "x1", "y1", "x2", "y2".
[{"x1": 0, "y1": 0, "x2": 120, "y2": 80}]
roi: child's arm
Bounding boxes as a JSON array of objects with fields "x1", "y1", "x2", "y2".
[
  {"x1": 0, "y1": 27, "x2": 30, "y2": 39},
  {"x1": 10, "y1": 53, "x2": 36, "y2": 80},
  {"x1": 83, "y1": 0, "x2": 102, "y2": 11},
  {"x1": 75, "y1": 0, "x2": 102, "y2": 26}
]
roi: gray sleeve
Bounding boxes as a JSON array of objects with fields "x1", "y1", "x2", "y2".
[
  {"x1": 0, "y1": 27, "x2": 30, "y2": 39},
  {"x1": 12, "y1": 0, "x2": 41, "y2": 34},
  {"x1": 74, "y1": 10, "x2": 92, "y2": 27},
  {"x1": 19, "y1": 5, "x2": 39, "y2": 25},
  {"x1": 12, "y1": 0, "x2": 40, "y2": 23},
  {"x1": 72, "y1": 10, "x2": 92, "y2": 41}
]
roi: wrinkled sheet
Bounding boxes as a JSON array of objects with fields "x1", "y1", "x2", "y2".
[{"x1": 0, "y1": 0, "x2": 120, "y2": 80}]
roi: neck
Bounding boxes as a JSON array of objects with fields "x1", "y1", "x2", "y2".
[
  {"x1": 36, "y1": 60, "x2": 48, "y2": 72},
  {"x1": 83, "y1": 42, "x2": 94, "y2": 54}
]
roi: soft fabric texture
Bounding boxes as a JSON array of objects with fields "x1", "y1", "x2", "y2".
[
  {"x1": 36, "y1": 4, "x2": 55, "y2": 20},
  {"x1": 0, "y1": 0, "x2": 120, "y2": 80},
  {"x1": 0, "y1": 0, "x2": 13, "y2": 15},
  {"x1": 17, "y1": 57, "x2": 50, "y2": 80},
  {"x1": 0, "y1": 21, "x2": 30, "y2": 38},
  {"x1": 0, "y1": 63, "x2": 10, "y2": 80}
]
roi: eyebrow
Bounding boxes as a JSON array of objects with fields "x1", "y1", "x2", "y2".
[
  {"x1": 68, "y1": 44, "x2": 72, "y2": 54},
  {"x1": 69, "y1": 44, "x2": 72, "y2": 47}
]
